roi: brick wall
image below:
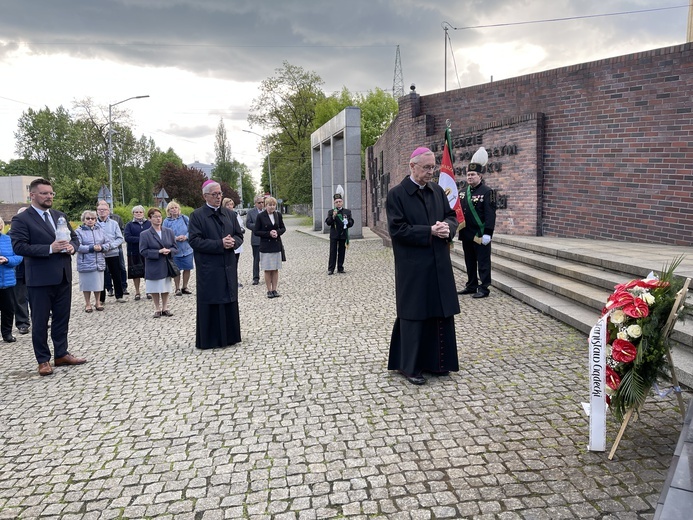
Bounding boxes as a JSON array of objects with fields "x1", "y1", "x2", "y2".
[{"x1": 367, "y1": 43, "x2": 693, "y2": 246}]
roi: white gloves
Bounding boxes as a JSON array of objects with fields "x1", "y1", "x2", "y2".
[{"x1": 481, "y1": 234, "x2": 491, "y2": 245}]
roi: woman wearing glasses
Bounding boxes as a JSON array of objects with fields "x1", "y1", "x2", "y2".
[{"x1": 75, "y1": 210, "x2": 112, "y2": 312}]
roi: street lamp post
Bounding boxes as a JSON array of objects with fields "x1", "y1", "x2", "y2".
[
  {"x1": 243, "y1": 129, "x2": 272, "y2": 197},
  {"x1": 108, "y1": 95, "x2": 149, "y2": 208}
]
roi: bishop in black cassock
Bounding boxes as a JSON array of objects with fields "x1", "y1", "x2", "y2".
[{"x1": 386, "y1": 147, "x2": 460, "y2": 385}]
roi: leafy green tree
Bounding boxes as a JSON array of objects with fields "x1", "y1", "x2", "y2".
[
  {"x1": 248, "y1": 61, "x2": 325, "y2": 204},
  {"x1": 140, "y1": 148, "x2": 182, "y2": 206},
  {"x1": 313, "y1": 87, "x2": 355, "y2": 129},
  {"x1": 238, "y1": 162, "x2": 256, "y2": 207},
  {"x1": 313, "y1": 87, "x2": 398, "y2": 177},
  {"x1": 212, "y1": 118, "x2": 237, "y2": 188},
  {"x1": 14, "y1": 106, "x2": 83, "y2": 182},
  {"x1": 0, "y1": 158, "x2": 37, "y2": 177},
  {"x1": 358, "y1": 88, "x2": 398, "y2": 149}
]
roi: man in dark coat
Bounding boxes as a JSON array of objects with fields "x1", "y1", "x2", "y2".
[
  {"x1": 457, "y1": 147, "x2": 497, "y2": 298},
  {"x1": 188, "y1": 180, "x2": 245, "y2": 349},
  {"x1": 244, "y1": 196, "x2": 264, "y2": 285},
  {"x1": 9, "y1": 178, "x2": 86, "y2": 376},
  {"x1": 325, "y1": 193, "x2": 354, "y2": 275},
  {"x1": 386, "y1": 147, "x2": 460, "y2": 385}
]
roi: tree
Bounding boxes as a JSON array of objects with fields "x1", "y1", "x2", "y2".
[
  {"x1": 212, "y1": 118, "x2": 237, "y2": 188},
  {"x1": 313, "y1": 87, "x2": 398, "y2": 177},
  {"x1": 357, "y1": 88, "x2": 398, "y2": 149},
  {"x1": 238, "y1": 162, "x2": 257, "y2": 207},
  {"x1": 72, "y1": 97, "x2": 153, "y2": 205},
  {"x1": 155, "y1": 162, "x2": 206, "y2": 208},
  {"x1": 248, "y1": 61, "x2": 325, "y2": 204},
  {"x1": 14, "y1": 106, "x2": 83, "y2": 182}
]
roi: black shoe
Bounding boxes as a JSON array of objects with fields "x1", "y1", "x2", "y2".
[
  {"x1": 272, "y1": 291, "x2": 281, "y2": 298},
  {"x1": 252, "y1": 280, "x2": 259, "y2": 285},
  {"x1": 17, "y1": 326, "x2": 29, "y2": 335},
  {"x1": 327, "y1": 270, "x2": 334, "y2": 275},
  {"x1": 399, "y1": 370, "x2": 425, "y2": 385},
  {"x1": 267, "y1": 291, "x2": 274, "y2": 299},
  {"x1": 123, "y1": 290, "x2": 130, "y2": 296},
  {"x1": 457, "y1": 287, "x2": 477, "y2": 295},
  {"x1": 337, "y1": 269, "x2": 345, "y2": 274},
  {"x1": 108, "y1": 290, "x2": 114, "y2": 297},
  {"x1": 472, "y1": 291, "x2": 489, "y2": 299},
  {"x1": 3, "y1": 335, "x2": 16, "y2": 343}
]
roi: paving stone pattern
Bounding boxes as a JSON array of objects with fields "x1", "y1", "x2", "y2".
[{"x1": 0, "y1": 215, "x2": 688, "y2": 519}]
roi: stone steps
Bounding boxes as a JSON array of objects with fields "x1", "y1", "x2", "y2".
[{"x1": 450, "y1": 236, "x2": 693, "y2": 388}]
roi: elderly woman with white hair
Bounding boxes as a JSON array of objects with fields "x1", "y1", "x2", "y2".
[
  {"x1": 124, "y1": 205, "x2": 151, "y2": 301},
  {"x1": 75, "y1": 210, "x2": 111, "y2": 312}
]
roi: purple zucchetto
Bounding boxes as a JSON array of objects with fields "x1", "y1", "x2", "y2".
[
  {"x1": 410, "y1": 146, "x2": 432, "y2": 159},
  {"x1": 202, "y1": 179, "x2": 216, "y2": 189}
]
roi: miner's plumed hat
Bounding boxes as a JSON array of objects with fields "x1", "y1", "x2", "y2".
[
  {"x1": 333, "y1": 193, "x2": 343, "y2": 201},
  {"x1": 467, "y1": 147, "x2": 488, "y2": 173}
]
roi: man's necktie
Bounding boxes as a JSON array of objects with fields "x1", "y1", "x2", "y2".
[{"x1": 44, "y1": 211, "x2": 53, "y2": 229}]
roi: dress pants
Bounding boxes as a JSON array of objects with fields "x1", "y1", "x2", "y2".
[
  {"x1": 101, "y1": 256, "x2": 124, "y2": 302},
  {"x1": 104, "y1": 248, "x2": 128, "y2": 292},
  {"x1": 12, "y1": 279, "x2": 30, "y2": 328},
  {"x1": 461, "y1": 239, "x2": 492, "y2": 292},
  {"x1": 251, "y1": 244, "x2": 260, "y2": 283},
  {"x1": 27, "y1": 276, "x2": 72, "y2": 363},
  {"x1": 328, "y1": 239, "x2": 346, "y2": 271},
  {"x1": 0, "y1": 288, "x2": 15, "y2": 339}
]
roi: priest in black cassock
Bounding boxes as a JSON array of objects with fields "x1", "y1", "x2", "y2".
[
  {"x1": 386, "y1": 147, "x2": 460, "y2": 385},
  {"x1": 188, "y1": 180, "x2": 245, "y2": 349}
]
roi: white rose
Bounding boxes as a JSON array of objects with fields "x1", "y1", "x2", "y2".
[
  {"x1": 611, "y1": 310, "x2": 626, "y2": 324},
  {"x1": 642, "y1": 292, "x2": 655, "y2": 305},
  {"x1": 617, "y1": 331, "x2": 629, "y2": 340},
  {"x1": 626, "y1": 324, "x2": 642, "y2": 338}
]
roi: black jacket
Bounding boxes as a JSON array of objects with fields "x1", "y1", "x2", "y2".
[
  {"x1": 254, "y1": 211, "x2": 286, "y2": 253},
  {"x1": 459, "y1": 181, "x2": 496, "y2": 241},
  {"x1": 325, "y1": 207, "x2": 354, "y2": 240}
]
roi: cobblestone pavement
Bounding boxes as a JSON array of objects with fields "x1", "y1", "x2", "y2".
[{"x1": 0, "y1": 215, "x2": 689, "y2": 520}]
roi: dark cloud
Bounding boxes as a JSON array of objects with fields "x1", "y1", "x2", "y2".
[{"x1": 1, "y1": 0, "x2": 683, "y2": 96}]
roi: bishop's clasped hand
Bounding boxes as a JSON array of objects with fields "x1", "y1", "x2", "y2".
[{"x1": 431, "y1": 221, "x2": 450, "y2": 239}]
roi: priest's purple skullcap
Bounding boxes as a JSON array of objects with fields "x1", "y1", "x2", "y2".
[
  {"x1": 202, "y1": 179, "x2": 216, "y2": 189},
  {"x1": 410, "y1": 146, "x2": 432, "y2": 159}
]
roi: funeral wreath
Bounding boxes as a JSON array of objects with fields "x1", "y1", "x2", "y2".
[{"x1": 601, "y1": 257, "x2": 687, "y2": 421}]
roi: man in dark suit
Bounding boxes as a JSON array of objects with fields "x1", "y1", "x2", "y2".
[
  {"x1": 325, "y1": 194, "x2": 354, "y2": 275},
  {"x1": 9, "y1": 178, "x2": 87, "y2": 376},
  {"x1": 244, "y1": 196, "x2": 264, "y2": 285}
]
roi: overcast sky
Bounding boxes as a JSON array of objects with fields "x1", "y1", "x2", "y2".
[{"x1": 0, "y1": 0, "x2": 688, "y2": 187}]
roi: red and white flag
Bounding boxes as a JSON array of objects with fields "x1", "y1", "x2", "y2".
[{"x1": 437, "y1": 127, "x2": 464, "y2": 228}]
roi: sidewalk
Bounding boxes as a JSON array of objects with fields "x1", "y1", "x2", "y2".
[{"x1": 0, "y1": 215, "x2": 688, "y2": 519}]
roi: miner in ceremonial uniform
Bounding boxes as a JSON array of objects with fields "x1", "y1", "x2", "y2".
[
  {"x1": 325, "y1": 193, "x2": 354, "y2": 275},
  {"x1": 457, "y1": 147, "x2": 497, "y2": 298},
  {"x1": 386, "y1": 147, "x2": 460, "y2": 385}
]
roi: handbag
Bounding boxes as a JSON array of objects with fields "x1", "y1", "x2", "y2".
[
  {"x1": 166, "y1": 255, "x2": 181, "y2": 278},
  {"x1": 281, "y1": 244, "x2": 286, "y2": 262}
]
